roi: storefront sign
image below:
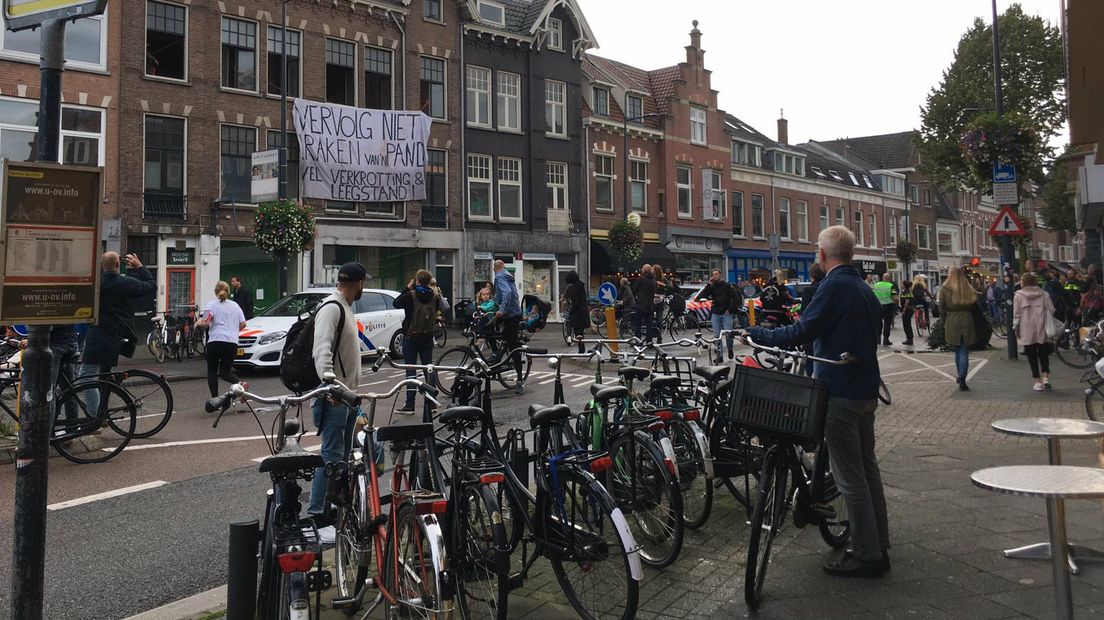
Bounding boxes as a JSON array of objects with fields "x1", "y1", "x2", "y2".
[
  {"x1": 167, "y1": 248, "x2": 195, "y2": 265},
  {"x1": 293, "y1": 100, "x2": 431, "y2": 202},
  {"x1": 4, "y1": 0, "x2": 105, "y2": 31},
  {"x1": 666, "y1": 235, "x2": 722, "y2": 253},
  {"x1": 250, "y1": 149, "x2": 279, "y2": 203},
  {"x1": 853, "y1": 259, "x2": 887, "y2": 278},
  {"x1": 523, "y1": 253, "x2": 556, "y2": 261},
  {"x1": 473, "y1": 252, "x2": 493, "y2": 260},
  {"x1": 0, "y1": 161, "x2": 101, "y2": 324}
]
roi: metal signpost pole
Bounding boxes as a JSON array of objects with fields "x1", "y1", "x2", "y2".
[
  {"x1": 991, "y1": 0, "x2": 1017, "y2": 360},
  {"x1": 11, "y1": 18, "x2": 64, "y2": 619}
]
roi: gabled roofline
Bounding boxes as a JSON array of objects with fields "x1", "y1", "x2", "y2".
[{"x1": 529, "y1": 0, "x2": 599, "y2": 54}]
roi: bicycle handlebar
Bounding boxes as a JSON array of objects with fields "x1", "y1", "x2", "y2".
[
  {"x1": 206, "y1": 376, "x2": 362, "y2": 427},
  {"x1": 735, "y1": 333, "x2": 854, "y2": 366},
  {"x1": 358, "y1": 378, "x2": 441, "y2": 409}
]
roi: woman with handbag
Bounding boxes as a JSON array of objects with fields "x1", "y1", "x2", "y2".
[
  {"x1": 1013, "y1": 272, "x2": 1057, "y2": 391},
  {"x1": 938, "y1": 268, "x2": 977, "y2": 391}
]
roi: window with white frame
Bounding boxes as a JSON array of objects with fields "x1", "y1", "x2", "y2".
[
  {"x1": 708, "y1": 170, "x2": 725, "y2": 221},
  {"x1": 828, "y1": 169, "x2": 843, "y2": 182},
  {"x1": 477, "y1": 0, "x2": 505, "y2": 25},
  {"x1": 326, "y1": 38, "x2": 356, "y2": 105},
  {"x1": 364, "y1": 47, "x2": 392, "y2": 109},
  {"x1": 910, "y1": 185, "x2": 919, "y2": 204},
  {"x1": 545, "y1": 80, "x2": 566, "y2": 136},
  {"x1": 937, "y1": 231, "x2": 954, "y2": 254},
  {"x1": 751, "y1": 194, "x2": 764, "y2": 237},
  {"x1": 690, "y1": 106, "x2": 707, "y2": 145},
  {"x1": 749, "y1": 144, "x2": 761, "y2": 167},
  {"x1": 591, "y1": 86, "x2": 609, "y2": 117},
  {"x1": 547, "y1": 17, "x2": 563, "y2": 51},
  {"x1": 916, "y1": 224, "x2": 931, "y2": 250},
  {"x1": 819, "y1": 205, "x2": 829, "y2": 232},
  {"x1": 732, "y1": 191, "x2": 744, "y2": 237},
  {"x1": 1060, "y1": 245, "x2": 1075, "y2": 262},
  {"x1": 498, "y1": 157, "x2": 522, "y2": 221},
  {"x1": 467, "y1": 154, "x2": 492, "y2": 218},
  {"x1": 147, "y1": 1, "x2": 186, "y2": 80},
  {"x1": 870, "y1": 211, "x2": 878, "y2": 247},
  {"x1": 889, "y1": 214, "x2": 897, "y2": 245},
  {"x1": 219, "y1": 125, "x2": 256, "y2": 201},
  {"x1": 880, "y1": 174, "x2": 904, "y2": 195},
  {"x1": 2, "y1": 12, "x2": 106, "y2": 70},
  {"x1": 731, "y1": 141, "x2": 746, "y2": 165},
  {"x1": 835, "y1": 206, "x2": 845, "y2": 227},
  {"x1": 496, "y1": 72, "x2": 520, "y2": 131},
  {"x1": 676, "y1": 166, "x2": 692, "y2": 217},
  {"x1": 778, "y1": 197, "x2": 791, "y2": 240},
  {"x1": 853, "y1": 211, "x2": 864, "y2": 246},
  {"x1": 773, "y1": 152, "x2": 805, "y2": 176},
  {"x1": 424, "y1": 0, "x2": 442, "y2": 21},
  {"x1": 796, "y1": 200, "x2": 808, "y2": 241},
  {"x1": 631, "y1": 160, "x2": 648, "y2": 213},
  {"x1": 267, "y1": 27, "x2": 300, "y2": 98},
  {"x1": 847, "y1": 172, "x2": 859, "y2": 186},
  {"x1": 625, "y1": 94, "x2": 643, "y2": 121},
  {"x1": 466, "y1": 66, "x2": 491, "y2": 127},
  {"x1": 594, "y1": 154, "x2": 614, "y2": 212},
  {"x1": 547, "y1": 162, "x2": 568, "y2": 210},
  {"x1": 221, "y1": 17, "x2": 257, "y2": 91}
]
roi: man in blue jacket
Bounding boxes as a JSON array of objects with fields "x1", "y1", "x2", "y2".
[
  {"x1": 493, "y1": 260, "x2": 525, "y2": 394},
  {"x1": 745, "y1": 225, "x2": 889, "y2": 578}
]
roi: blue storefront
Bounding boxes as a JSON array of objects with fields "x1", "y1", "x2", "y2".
[{"x1": 727, "y1": 249, "x2": 817, "y2": 284}]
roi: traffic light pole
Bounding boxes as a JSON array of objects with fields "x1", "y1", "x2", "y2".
[{"x1": 11, "y1": 19, "x2": 64, "y2": 619}]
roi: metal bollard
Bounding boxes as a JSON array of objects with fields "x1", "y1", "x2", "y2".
[
  {"x1": 227, "y1": 520, "x2": 259, "y2": 620},
  {"x1": 747, "y1": 299, "x2": 757, "y2": 326}
]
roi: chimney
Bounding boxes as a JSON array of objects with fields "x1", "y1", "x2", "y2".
[
  {"x1": 686, "y1": 20, "x2": 702, "y2": 66},
  {"x1": 777, "y1": 109, "x2": 788, "y2": 145}
]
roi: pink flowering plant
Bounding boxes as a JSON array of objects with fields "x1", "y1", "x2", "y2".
[
  {"x1": 609, "y1": 220, "x2": 644, "y2": 263},
  {"x1": 959, "y1": 112, "x2": 1044, "y2": 194},
  {"x1": 254, "y1": 199, "x2": 316, "y2": 257}
]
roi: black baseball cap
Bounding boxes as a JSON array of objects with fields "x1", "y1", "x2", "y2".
[{"x1": 337, "y1": 262, "x2": 367, "y2": 283}]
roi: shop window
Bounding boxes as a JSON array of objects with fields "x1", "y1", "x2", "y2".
[{"x1": 146, "y1": 1, "x2": 186, "y2": 80}]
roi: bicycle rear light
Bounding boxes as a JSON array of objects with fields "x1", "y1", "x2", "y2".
[
  {"x1": 647, "y1": 421, "x2": 665, "y2": 433},
  {"x1": 479, "y1": 472, "x2": 505, "y2": 485},
  {"x1": 682, "y1": 409, "x2": 701, "y2": 422},
  {"x1": 415, "y1": 500, "x2": 449, "y2": 515},
  {"x1": 654, "y1": 409, "x2": 674, "y2": 422},
  {"x1": 278, "y1": 551, "x2": 317, "y2": 573},
  {"x1": 663, "y1": 458, "x2": 677, "y2": 477},
  {"x1": 589, "y1": 456, "x2": 612, "y2": 473}
]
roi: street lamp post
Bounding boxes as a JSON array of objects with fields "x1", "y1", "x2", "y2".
[
  {"x1": 278, "y1": 0, "x2": 289, "y2": 201},
  {"x1": 622, "y1": 111, "x2": 664, "y2": 219}
]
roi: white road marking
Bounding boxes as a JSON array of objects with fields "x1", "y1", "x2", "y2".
[
  {"x1": 48, "y1": 480, "x2": 168, "y2": 511},
  {"x1": 902, "y1": 353, "x2": 958, "y2": 381},
  {"x1": 539, "y1": 377, "x2": 557, "y2": 385},
  {"x1": 966, "y1": 358, "x2": 989, "y2": 381},
  {"x1": 112, "y1": 435, "x2": 270, "y2": 452},
  {"x1": 251, "y1": 443, "x2": 321, "y2": 463},
  {"x1": 880, "y1": 363, "x2": 957, "y2": 378}
]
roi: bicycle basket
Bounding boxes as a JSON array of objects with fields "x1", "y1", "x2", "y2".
[{"x1": 726, "y1": 364, "x2": 828, "y2": 447}]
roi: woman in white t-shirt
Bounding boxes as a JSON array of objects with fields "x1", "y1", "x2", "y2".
[{"x1": 196, "y1": 281, "x2": 247, "y2": 398}]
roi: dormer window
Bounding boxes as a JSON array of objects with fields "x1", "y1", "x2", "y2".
[
  {"x1": 478, "y1": 0, "x2": 505, "y2": 26},
  {"x1": 592, "y1": 86, "x2": 609, "y2": 117},
  {"x1": 862, "y1": 175, "x2": 875, "y2": 189},
  {"x1": 625, "y1": 94, "x2": 643, "y2": 121},
  {"x1": 772, "y1": 152, "x2": 805, "y2": 176},
  {"x1": 828, "y1": 169, "x2": 843, "y2": 182},
  {"x1": 847, "y1": 172, "x2": 859, "y2": 185},
  {"x1": 547, "y1": 17, "x2": 563, "y2": 51},
  {"x1": 811, "y1": 166, "x2": 826, "y2": 179}
]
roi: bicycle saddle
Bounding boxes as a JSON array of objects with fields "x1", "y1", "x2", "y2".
[
  {"x1": 259, "y1": 439, "x2": 324, "y2": 474},
  {"x1": 617, "y1": 367, "x2": 650, "y2": 382},
  {"x1": 649, "y1": 374, "x2": 681, "y2": 392},
  {"x1": 589, "y1": 383, "x2": 629, "y2": 404},
  {"x1": 439, "y1": 406, "x2": 484, "y2": 425},
  {"x1": 693, "y1": 365, "x2": 731, "y2": 383},
  {"x1": 377, "y1": 423, "x2": 434, "y2": 443},
  {"x1": 528, "y1": 403, "x2": 572, "y2": 428}
]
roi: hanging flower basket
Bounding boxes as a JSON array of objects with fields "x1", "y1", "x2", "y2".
[
  {"x1": 959, "y1": 112, "x2": 1043, "y2": 192},
  {"x1": 254, "y1": 199, "x2": 317, "y2": 257},
  {"x1": 609, "y1": 220, "x2": 644, "y2": 263},
  {"x1": 894, "y1": 240, "x2": 918, "y2": 267}
]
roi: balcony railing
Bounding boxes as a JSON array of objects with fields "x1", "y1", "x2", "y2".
[
  {"x1": 143, "y1": 193, "x2": 187, "y2": 221},
  {"x1": 547, "y1": 208, "x2": 571, "y2": 234},
  {"x1": 422, "y1": 204, "x2": 448, "y2": 229}
]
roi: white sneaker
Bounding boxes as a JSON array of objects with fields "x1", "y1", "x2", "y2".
[
  {"x1": 317, "y1": 525, "x2": 336, "y2": 545},
  {"x1": 1033, "y1": 382, "x2": 1044, "y2": 392}
]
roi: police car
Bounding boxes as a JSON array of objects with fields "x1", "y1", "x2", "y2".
[{"x1": 233, "y1": 286, "x2": 405, "y2": 369}]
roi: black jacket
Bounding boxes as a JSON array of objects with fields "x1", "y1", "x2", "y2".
[
  {"x1": 697, "y1": 281, "x2": 740, "y2": 315},
  {"x1": 233, "y1": 286, "x2": 255, "y2": 320},
  {"x1": 800, "y1": 281, "x2": 820, "y2": 311},
  {"x1": 393, "y1": 286, "x2": 440, "y2": 337},
  {"x1": 633, "y1": 274, "x2": 657, "y2": 313},
  {"x1": 565, "y1": 281, "x2": 590, "y2": 330},
  {"x1": 83, "y1": 267, "x2": 156, "y2": 366}
]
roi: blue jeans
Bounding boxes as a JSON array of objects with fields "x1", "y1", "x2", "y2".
[
  {"x1": 77, "y1": 361, "x2": 111, "y2": 422},
  {"x1": 954, "y1": 344, "x2": 970, "y2": 381},
  {"x1": 402, "y1": 334, "x2": 435, "y2": 409},
  {"x1": 987, "y1": 301, "x2": 1000, "y2": 319},
  {"x1": 49, "y1": 343, "x2": 79, "y2": 430},
  {"x1": 308, "y1": 398, "x2": 357, "y2": 516},
  {"x1": 824, "y1": 398, "x2": 889, "y2": 562},
  {"x1": 710, "y1": 312, "x2": 734, "y2": 360}
]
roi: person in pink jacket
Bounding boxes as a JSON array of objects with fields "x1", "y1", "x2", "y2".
[{"x1": 1013, "y1": 272, "x2": 1057, "y2": 391}]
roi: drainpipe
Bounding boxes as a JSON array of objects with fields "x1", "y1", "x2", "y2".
[
  {"x1": 584, "y1": 122, "x2": 592, "y2": 285},
  {"x1": 458, "y1": 19, "x2": 469, "y2": 295},
  {"x1": 389, "y1": 12, "x2": 406, "y2": 103}
]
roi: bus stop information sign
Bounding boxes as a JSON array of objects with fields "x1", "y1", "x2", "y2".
[
  {"x1": 3, "y1": 0, "x2": 106, "y2": 31},
  {"x1": 0, "y1": 160, "x2": 101, "y2": 324}
]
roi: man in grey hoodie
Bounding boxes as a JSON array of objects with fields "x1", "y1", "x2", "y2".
[{"x1": 493, "y1": 260, "x2": 525, "y2": 394}]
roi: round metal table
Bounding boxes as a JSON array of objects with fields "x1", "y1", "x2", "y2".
[
  {"x1": 991, "y1": 418, "x2": 1104, "y2": 574},
  {"x1": 972, "y1": 465, "x2": 1104, "y2": 620}
]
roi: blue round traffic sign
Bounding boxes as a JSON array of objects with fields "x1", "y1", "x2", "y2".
[{"x1": 597, "y1": 282, "x2": 618, "y2": 305}]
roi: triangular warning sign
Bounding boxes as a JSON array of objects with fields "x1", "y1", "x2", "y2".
[{"x1": 989, "y1": 206, "x2": 1026, "y2": 236}]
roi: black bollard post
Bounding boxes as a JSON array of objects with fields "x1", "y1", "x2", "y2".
[{"x1": 226, "y1": 520, "x2": 259, "y2": 620}]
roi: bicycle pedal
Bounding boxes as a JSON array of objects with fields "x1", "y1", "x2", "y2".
[{"x1": 307, "y1": 569, "x2": 332, "y2": 592}]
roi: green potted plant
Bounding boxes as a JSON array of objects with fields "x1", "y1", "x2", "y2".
[{"x1": 608, "y1": 220, "x2": 643, "y2": 264}]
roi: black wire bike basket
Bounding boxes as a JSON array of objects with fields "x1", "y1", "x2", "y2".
[{"x1": 726, "y1": 364, "x2": 829, "y2": 447}]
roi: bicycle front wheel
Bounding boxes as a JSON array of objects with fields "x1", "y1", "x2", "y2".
[
  {"x1": 877, "y1": 380, "x2": 891, "y2": 406},
  {"x1": 433, "y1": 323, "x2": 448, "y2": 348},
  {"x1": 117, "y1": 369, "x2": 173, "y2": 438},
  {"x1": 454, "y1": 482, "x2": 508, "y2": 620},
  {"x1": 1056, "y1": 329, "x2": 1096, "y2": 369},
  {"x1": 545, "y1": 468, "x2": 640, "y2": 620},
  {"x1": 436, "y1": 346, "x2": 479, "y2": 397},
  {"x1": 606, "y1": 430, "x2": 684, "y2": 568},
  {"x1": 52, "y1": 381, "x2": 135, "y2": 464},
  {"x1": 745, "y1": 448, "x2": 788, "y2": 608},
  {"x1": 382, "y1": 501, "x2": 450, "y2": 619},
  {"x1": 1085, "y1": 379, "x2": 1104, "y2": 421},
  {"x1": 335, "y1": 471, "x2": 371, "y2": 609}
]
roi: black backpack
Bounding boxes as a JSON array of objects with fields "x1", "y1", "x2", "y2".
[{"x1": 280, "y1": 299, "x2": 346, "y2": 393}]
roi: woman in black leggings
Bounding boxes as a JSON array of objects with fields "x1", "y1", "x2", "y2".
[{"x1": 196, "y1": 281, "x2": 247, "y2": 397}]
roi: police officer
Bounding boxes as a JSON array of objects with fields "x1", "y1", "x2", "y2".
[{"x1": 873, "y1": 273, "x2": 898, "y2": 346}]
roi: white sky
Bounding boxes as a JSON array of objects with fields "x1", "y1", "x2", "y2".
[{"x1": 577, "y1": 0, "x2": 1064, "y2": 145}]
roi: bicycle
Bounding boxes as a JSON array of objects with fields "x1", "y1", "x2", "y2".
[
  {"x1": 732, "y1": 336, "x2": 853, "y2": 608},
  {"x1": 1056, "y1": 318, "x2": 1103, "y2": 369},
  {"x1": 147, "y1": 314, "x2": 168, "y2": 363},
  {"x1": 436, "y1": 323, "x2": 533, "y2": 395},
  {"x1": 206, "y1": 377, "x2": 367, "y2": 620},
  {"x1": 913, "y1": 305, "x2": 930, "y2": 339}
]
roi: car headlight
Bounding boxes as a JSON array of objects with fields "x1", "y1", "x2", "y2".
[{"x1": 257, "y1": 331, "x2": 287, "y2": 346}]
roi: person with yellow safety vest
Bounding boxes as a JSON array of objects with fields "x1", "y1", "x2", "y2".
[{"x1": 873, "y1": 273, "x2": 899, "y2": 346}]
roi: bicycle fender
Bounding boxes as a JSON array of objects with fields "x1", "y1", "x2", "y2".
[
  {"x1": 609, "y1": 507, "x2": 644, "y2": 581},
  {"x1": 689, "y1": 422, "x2": 714, "y2": 480},
  {"x1": 657, "y1": 435, "x2": 679, "y2": 483},
  {"x1": 415, "y1": 514, "x2": 454, "y2": 606}
]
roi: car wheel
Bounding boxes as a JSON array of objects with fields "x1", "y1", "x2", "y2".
[{"x1": 389, "y1": 330, "x2": 404, "y2": 358}]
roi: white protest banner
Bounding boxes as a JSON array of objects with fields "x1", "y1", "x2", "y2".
[{"x1": 293, "y1": 99, "x2": 432, "y2": 202}]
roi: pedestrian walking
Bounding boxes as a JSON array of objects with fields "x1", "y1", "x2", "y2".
[
  {"x1": 633, "y1": 264, "x2": 658, "y2": 342},
  {"x1": 564, "y1": 271, "x2": 589, "y2": 353},
  {"x1": 745, "y1": 225, "x2": 889, "y2": 577},
  {"x1": 307, "y1": 262, "x2": 366, "y2": 535},
  {"x1": 230, "y1": 276, "x2": 254, "y2": 320},
  {"x1": 899, "y1": 281, "x2": 914, "y2": 346},
  {"x1": 937, "y1": 267, "x2": 978, "y2": 391},
  {"x1": 759, "y1": 270, "x2": 795, "y2": 326},
  {"x1": 196, "y1": 281, "x2": 247, "y2": 398},
  {"x1": 912, "y1": 275, "x2": 931, "y2": 328},
  {"x1": 873, "y1": 273, "x2": 898, "y2": 346},
  {"x1": 985, "y1": 280, "x2": 1003, "y2": 321},
  {"x1": 653, "y1": 264, "x2": 670, "y2": 342},
  {"x1": 78, "y1": 252, "x2": 156, "y2": 414},
  {"x1": 394, "y1": 269, "x2": 447, "y2": 412},
  {"x1": 493, "y1": 260, "x2": 526, "y2": 394},
  {"x1": 618, "y1": 277, "x2": 635, "y2": 328},
  {"x1": 1013, "y1": 272, "x2": 1056, "y2": 392},
  {"x1": 696, "y1": 268, "x2": 740, "y2": 362}
]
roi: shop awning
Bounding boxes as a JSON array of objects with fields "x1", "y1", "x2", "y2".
[{"x1": 590, "y1": 239, "x2": 676, "y2": 275}]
